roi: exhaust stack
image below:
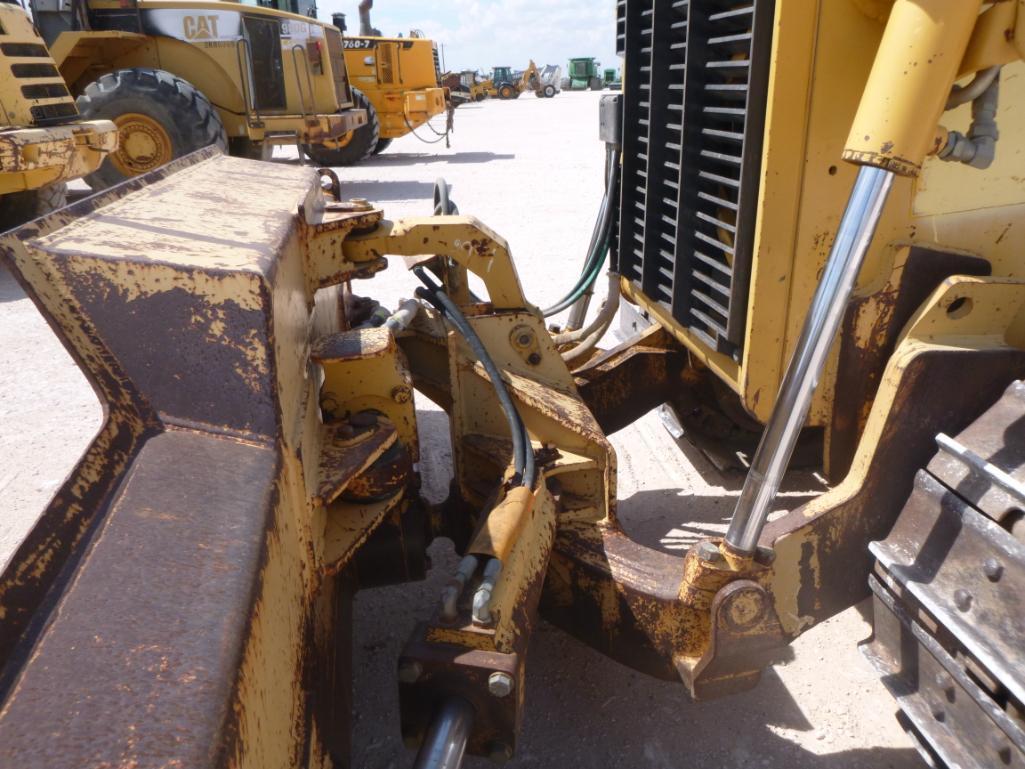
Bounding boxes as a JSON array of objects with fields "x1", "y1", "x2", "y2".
[{"x1": 358, "y1": 0, "x2": 381, "y2": 36}]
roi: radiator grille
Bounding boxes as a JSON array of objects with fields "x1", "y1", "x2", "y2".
[
  {"x1": 613, "y1": 0, "x2": 774, "y2": 356},
  {"x1": 325, "y1": 28, "x2": 351, "y2": 106}
]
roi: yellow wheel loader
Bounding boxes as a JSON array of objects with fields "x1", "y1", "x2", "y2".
[
  {"x1": 0, "y1": 0, "x2": 116, "y2": 229},
  {"x1": 30, "y1": 0, "x2": 368, "y2": 188},
  {"x1": 307, "y1": 0, "x2": 450, "y2": 160},
  {"x1": 3, "y1": 2, "x2": 1025, "y2": 769}
]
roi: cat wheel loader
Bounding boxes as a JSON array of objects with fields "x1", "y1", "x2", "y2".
[
  {"x1": 0, "y1": 0, "x2": 116, "y2": 229},
  {"x1": 312, "y1": 1, "x2": 450, "y2": 159},
  {"x1": 2, "y1": 3, "x2": 1025, "y2": 769},
  {"x1": 30, "y1": 0, "x2": 368, "y2": 188}
]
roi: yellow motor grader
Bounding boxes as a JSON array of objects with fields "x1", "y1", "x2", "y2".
[
  {"x1": 0, "y1": 0, "x2": 116, "y2": 229},
  {"x1": 30, "y1": 0, "x2": 368, "y2": 187},
  {"x1": 1, "y1": 3, "x2": 1025, "y2": 769}
]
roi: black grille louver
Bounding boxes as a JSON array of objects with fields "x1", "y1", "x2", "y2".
[{"x1": 614, "y1": 0, "x2": 775, "y2": 357}]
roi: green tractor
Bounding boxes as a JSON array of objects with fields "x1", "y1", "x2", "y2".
[
  {"x1": 565, "y1": 57, "x2": 603, "y2": 90},
  {"x1": 603, "y1": 68, "x2": 621, "y2": 89}
]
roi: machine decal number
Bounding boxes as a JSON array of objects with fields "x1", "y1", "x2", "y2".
[{"x1": 343, "y1": 38, "x2": 376, "y2": 49}]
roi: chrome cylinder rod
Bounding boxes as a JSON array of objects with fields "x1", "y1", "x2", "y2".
[
  {"x1": 411, "y1": 697, "x2": 475, "y2": 769},
  {"x1": 724, "y1": 165, "x2": 896, "y2": 556}
]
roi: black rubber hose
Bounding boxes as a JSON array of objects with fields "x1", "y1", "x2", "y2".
[
  {"x1": 414, "y1": 268, "x2": 535, "y2": 488},
  {"x1": 542, "y1": 144, "x2": 619, "y2": 317}
]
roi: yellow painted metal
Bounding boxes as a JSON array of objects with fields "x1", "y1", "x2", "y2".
[
  {"x1": 108, "y1": 111, "x2": 174, "y2": 176},
  {"x1": 625, "y1": 0, "x2": 1025, "y2": 447},
  {"x1": 0, "y1": 150, "x2": 417, "y2": 765},
  {"x1": 0, "y1": 123, "x2": 117, "y2": 195},
  {"x1": 0, "y1": 4, "x2": 117, "y2": 196},
  {"x1": 959, "y1": 1, "x2": 1020, "y2": 76},
  {"x1": 343, "y1": 216, "x2": 530, "y2": 311},
  {"x1": 843, "y1": 0, "x2": 985, "y2": 175},
  {"x1": 344, "y1": 213, "x2": 614, "y2": 660},
  {"x1": 342, "y1": 35, "x2": 447, "y2": 140},
  {"x1": 769, "y1": 275, "x2": 1025, "y2": 636},
  {"x1": 48, "y1": 0, "x2": 364, "y2": 151}
]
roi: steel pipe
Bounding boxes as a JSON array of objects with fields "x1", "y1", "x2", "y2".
[
  {"x1": 411, "y1": 697, "x2": 475, "y2": 769},
  {"x1": 724, "y1": 165, "x2": 896, "y2": 556}
]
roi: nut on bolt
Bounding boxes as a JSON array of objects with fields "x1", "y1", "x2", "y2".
[
  {"x1": 488, "y1": 671, "x2": 514, "y2": 697},
  {"x1": 391, "y1": 385, "x2": 412, "y2": 404},
  {"x1": 696, "y1": 540, "x2": 724, "y2": 564}
]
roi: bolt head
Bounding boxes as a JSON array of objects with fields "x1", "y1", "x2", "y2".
[
  {"x1": 527, "y1": 352, "x2": 542, "y2": 365},
  {"x1": 391, "y1": 385, "x2": 413, "y2": 404},
  {"x1": 696, "y1": 541, "x2": 724, "y2": 564},
  {"x1": 397, "y1": 660, "x2": 422, "y2": 684},
  {"x1": 983, "y1": 557, "x2": 1004, "y2": 582},
  {"x1": 488, "y1": 671, "x2": 514, "y2": 698},
  {"x1": 954, "y1": 588, "x2": 973, "y2": 612},
  {"x1": 934, "y1": 670, "x2": 955, "y2": 701}
]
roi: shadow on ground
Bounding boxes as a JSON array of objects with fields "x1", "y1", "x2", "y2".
[
  {"x1": 363, "y1": 151, "x2": 516, "y2": 166},
  {"x1": 350, "y1": 409, "x2": 920, "y2": 769}
]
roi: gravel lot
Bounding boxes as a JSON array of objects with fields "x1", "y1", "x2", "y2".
[{"x1": 0, "y1": 91, "x2": 921, "y2": 769}]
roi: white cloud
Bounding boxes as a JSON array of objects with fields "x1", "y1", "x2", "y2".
[{"x1": 315, "y1": 0, "x2": 619, "y2": 75}]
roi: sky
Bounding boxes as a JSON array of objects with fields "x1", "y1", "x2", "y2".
[{"x1": 314, "y1": 0, "x2": 619, "y2": 75}]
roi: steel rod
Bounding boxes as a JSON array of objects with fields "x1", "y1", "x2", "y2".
[
  {"x1": 724, "y1": 165, "x2": 896, "y2": 556},
  {"x1": 411, "y1": 697, "x2": 475, "y2": 769}
]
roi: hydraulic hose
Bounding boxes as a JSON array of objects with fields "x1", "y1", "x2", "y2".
[
  {"x1": 542, "y1": 144, "x2": 618, "y2": 318},
  {"x1": 413, "y1": 267, "x2": 535, "y2": 488},
  {"x1": 557, "y1": 271, "x2": 621, "y2": 366}
]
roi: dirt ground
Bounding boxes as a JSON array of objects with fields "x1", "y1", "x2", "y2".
[{"x1": 0, "y1": 91, "x2": 922, "y2": 769}]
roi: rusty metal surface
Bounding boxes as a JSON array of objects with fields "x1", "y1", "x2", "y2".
[
  {"x1": 573, "y1": 324, "x2": 683, "y2": 435},
  {"x1": 927, "y1": 379, "x2": 1025, "y2": 527},
  {"x1": 0, "y1": 150, "x2": 424, "y2": 769},
  {"x1": 765, "y1": 347, "x2": 1025, "y2": 628},
  {"x1": 865, "y1": 410, "x2": 1025, "y2": 769},
  {"x1": 679, "y1": 579, "x2": 791, "y2": 700},
  {"x1": 0, "y1": 431, "x2": 278, "y2": 767},
  {"x1": 872, "y1": 477, "x2": 1025, "y2": 709},
  {"x1": 829, "y1": 246, "x2": 990, "y2": 480},
  {"x1": 317, "y1": 422, "x2": 398, "y2": 506},
  {"x1": 399, "y1": 628, "x2": 522, "y2": 758},
  {"x1": 866, "y1": 575, "x2": 1025, "y2": 769},
  {"x1": 0, "y1": 121, "x2": 118, "y2": 186}
]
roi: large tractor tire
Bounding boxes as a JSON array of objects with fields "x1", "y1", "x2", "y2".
[
  {"x1": 0, "y1": 183, "x2": 66, "y2": 232},
  {"x1": 498, "y1": 84, "x2": 515, "y2": 100},
  {"x1": 544, "y1": 84, "x2": 557, "y2": 98},
  {"x1": 304, "y1": 88, "x2": 379, "y2": 166},
  {"x1": 372, "y1": 137, "x2": 393, "y2": 155},
  {"x1": 77, "y1": 68, "x2": 227, "y2": 190},
  {"x1": 589, "y1": 76, "x2": 604, "y2": 91}
]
